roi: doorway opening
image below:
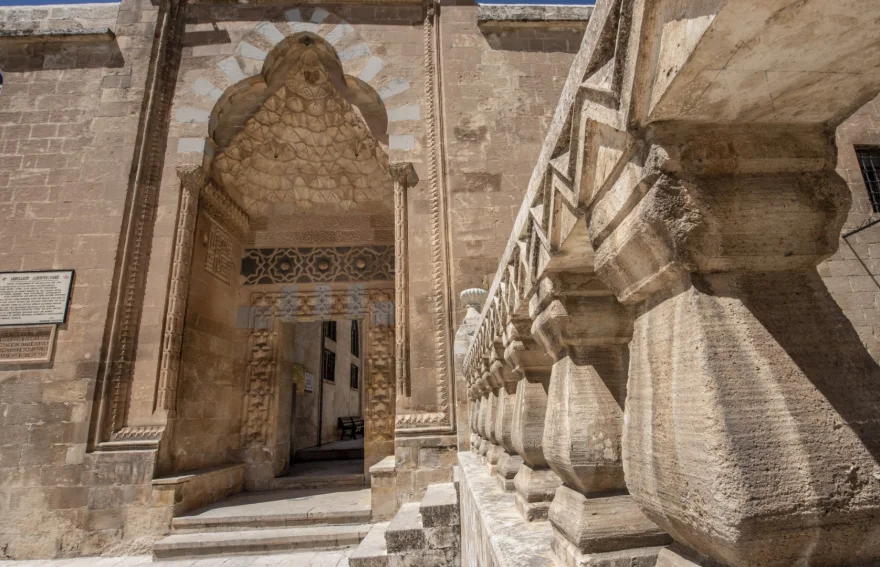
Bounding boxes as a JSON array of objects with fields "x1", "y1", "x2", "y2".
[{"x1": 278, "y1": 318, "x2": 365, "y2": 486}]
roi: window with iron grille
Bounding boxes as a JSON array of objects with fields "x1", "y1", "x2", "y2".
[
  {"x1": 856, "y1": 147, "x2": 880, "y2": 213},
  {"x1": 350, "y1": 364, "x2": 359, "y2": 390},
  {"x1": 351, "y1": 321, "x2": 360, "y2": 358},
  {"x1": 323, "y1": 321, "x2": 337, "y2": 341},
  {"x1": 322, "y1": 348, "x2": 336, "y2": 382}
]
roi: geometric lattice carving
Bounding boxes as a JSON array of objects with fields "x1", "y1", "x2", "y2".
[
  {"x1": 241, "y1": 245, "x2": 393, "y2": 285},
  {"x1": 205, "y1": 221, "x2": 235, "y2": 284}
]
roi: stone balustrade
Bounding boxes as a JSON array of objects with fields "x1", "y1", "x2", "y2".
[{"x1": 459, "y1": 1, "x2": 880, "y2": 566}]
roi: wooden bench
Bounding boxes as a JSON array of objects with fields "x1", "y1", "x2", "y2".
[{"x1": 338, "y1": 416, "x2": 365, "y2": 440}]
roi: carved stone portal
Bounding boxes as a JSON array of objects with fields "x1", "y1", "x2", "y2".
[{"x1": 241, "y1": 287, "x2": 396, "y2": 486}]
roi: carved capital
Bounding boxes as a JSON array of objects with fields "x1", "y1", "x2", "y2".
[
  {"x1": 176, "y1": 164, "x2": 207, "y2": 191},
  {"x1": 591, "y1": 126, "x2": 850, "y2": 306},
  {"x1": 390, "y1": 162, "x2": 419, "y2": 189}
]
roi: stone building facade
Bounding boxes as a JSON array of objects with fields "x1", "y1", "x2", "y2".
[
  {"x1": 0, "y1": 0, "x2": 585, "y2": 559},
  {"x1": 2, "y1": 0, "x2": 880, "y2": 565}
]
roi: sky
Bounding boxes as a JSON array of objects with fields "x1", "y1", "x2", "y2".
[{"x1": 0, "y1": 0, "x2": 595, "y2": 7}]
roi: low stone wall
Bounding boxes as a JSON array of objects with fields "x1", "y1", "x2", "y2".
[
  {"x1": 151, "y1": 463, "x2": 245, "y2": 520},
  {"x1": 458, "y1": 452, "x2": 553, "y2": 567}
]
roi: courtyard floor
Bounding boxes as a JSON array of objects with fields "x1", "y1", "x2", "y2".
[{"x1": 0, "y1": 550, "x2": 353, "y2": 567}]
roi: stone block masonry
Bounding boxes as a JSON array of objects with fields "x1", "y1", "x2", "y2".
[{"x1": 0, "y1": 0, "x2": 166, "y2": 559}]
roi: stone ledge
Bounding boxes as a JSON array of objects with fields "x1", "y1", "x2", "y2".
[
  {"x1": 0, "y1": 2, "x2": 119, "y2": 42},
  {"x1": 458, "y1": 451, "x2": 554, "y2": 567},
  {"x1": 477, "y1": 4, "x2": 593, "y2": 29}
]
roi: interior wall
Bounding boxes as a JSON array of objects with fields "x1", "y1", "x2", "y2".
[
  {"x1": 171, "y1": 211, "x2": 245, "y2": 474},
  {"x1": 290, "y1": 321, "x2": 321, "y2": 453},
  {"x1": 319, "y1": 320, "x2": 363, "y2": 445},
  {"x1": 281, "y1": 320, "x2": 364, "y2": 454}
]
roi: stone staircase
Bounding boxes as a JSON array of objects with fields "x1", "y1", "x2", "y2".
[
  {"x1": 152, "y1": 486, "x2": 372, "y2": 560},
  {"x1": 350, "y1": 479, "x2": 461, "y2": 567}
]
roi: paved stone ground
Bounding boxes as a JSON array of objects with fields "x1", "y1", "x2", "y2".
[{"x1": 0, "y1": 549, "x2": 353, "y2": 567}]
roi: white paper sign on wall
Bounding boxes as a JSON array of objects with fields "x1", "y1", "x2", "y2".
[{"x1": 304, "y1": 371, "x2": 314, "y2": 393}]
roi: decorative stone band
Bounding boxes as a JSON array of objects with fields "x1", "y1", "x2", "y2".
[{"x1": 241, "y1": 246, "x2": 394, "y2": 285}]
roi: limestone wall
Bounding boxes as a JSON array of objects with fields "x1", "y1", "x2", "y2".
[
  {"x1": 164, "y1": 210, "x2": 246, "y2": 475},
  {"x1": 439, "y1": 5, "x2": 585, "y2": 322},
  {"x1": 290, "y1": 321, "x2": 322, "y2": 453},
  {"x1": 0, "y1": 0, "x2": 168, "y2": 558},
  {"x1": 823, "y1": 93, "x2": 880, "y2": 362}
]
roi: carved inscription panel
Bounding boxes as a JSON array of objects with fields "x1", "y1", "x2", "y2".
[
  {"x1": 0, "y1": 325, "x2": 56, "y2": 364},
  {"x1": 205, "y1": 221, "x2": 235, "y2": 284}
]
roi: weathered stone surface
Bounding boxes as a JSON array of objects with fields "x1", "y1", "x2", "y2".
[{"x1": 419, "y1": 482, "x2": 459, "y2": 529}]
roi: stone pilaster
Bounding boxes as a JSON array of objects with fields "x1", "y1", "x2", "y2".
[
  {"x1": 592, "y1": 125, "x2": 880, "y2": 567},
  {"x1": 505, "y1": 317, "x2": 561, "y2": 522},
  {"x1": 530, "y1": 272, "x2": 670, "y2": 565}
]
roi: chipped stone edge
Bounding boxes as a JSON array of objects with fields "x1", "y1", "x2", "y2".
[{"x1": 477, "y1": 4, "x2": 593, "y2": 29}]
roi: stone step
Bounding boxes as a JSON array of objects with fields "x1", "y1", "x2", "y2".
[
  {"x1": 384, "y1": 502, "x2": 424, "y2": 553},
  {"x1": 172, "y1": 506, "x2": 371, "y2": 533},
  {"x1": 268, "y1": 473, "x2": 365, "y2": 491},
  {"x1": 152, "y1": 524, "x2": 371, "y2": 560},
  {"x1": 349, "y1": 522, "x2": 390, "y2": 567},
  {"x1": 420, "y1": 482, "x2": 459, "y2": 528},
  {"x1": 171, "y1": 487, "x2": 371, "y2": 533}
]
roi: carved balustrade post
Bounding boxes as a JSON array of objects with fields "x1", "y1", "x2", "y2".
[
  {"x1": 476, "y1": 362, "x2": 491, "y2": 459},
  {"x1": 489, "y1": 338, "x2": 522, "y2": 491},
  {"x1": 530, "y1": 272, "x2": 670, "y2": 564},
  {"x1": 505, "y1": 316, "x2": 561, "y2": 521},
  {"x1": 482, "y1": 355, "x2": 504, "y2": 471},
  {"x1": 591, "y1": 126, "x2": 880, "y2": 567}
]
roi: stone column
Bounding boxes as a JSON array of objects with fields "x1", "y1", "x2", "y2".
[
  {"x1": 506, "y1": 316, "x2": 561, "y2": 521},
  {"x1": 489, "y1": 339, "x2": 522, "y2": 491},
  {"x1": 390, "y1": 163, "x2": 418, "y2": 402},
  {"x1": 592, "y1": 126, "x2": 880, "y2": 567},
  {"x1": 530, "y1": 273, "x2": 670, "y2": 565}
]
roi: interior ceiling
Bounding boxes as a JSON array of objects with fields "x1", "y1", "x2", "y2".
[{"x1": 212, "y1": 35, "x2": 392, "y2": 218}]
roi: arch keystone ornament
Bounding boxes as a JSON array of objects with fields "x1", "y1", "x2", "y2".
[{"x1": 462, "y1": 0, "x2": 880, "y2": 566}]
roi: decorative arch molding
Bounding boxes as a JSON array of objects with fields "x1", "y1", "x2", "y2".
[{"x1": 173, "y1": 6, "x2": 417, "y2": 165}]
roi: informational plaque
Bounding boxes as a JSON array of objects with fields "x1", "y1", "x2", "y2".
[
  {"x1": 304, "y1": 371, "x2": 314, "y2": 393},
  {"x1": 0, "y1": 270, "x2": 74, "y2": 326}
]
